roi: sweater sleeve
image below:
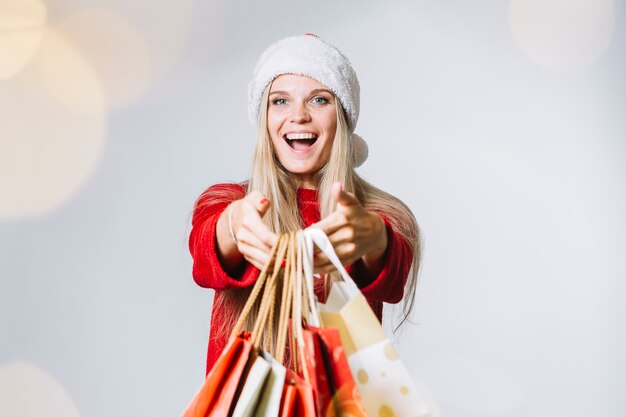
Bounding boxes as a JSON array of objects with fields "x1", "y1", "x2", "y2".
[
  {"x1": 189, "y1": 183, "x2": 260, "y2": 290},
  {"x1": 346, "y1": 217, "x2": 413, "y2": 304}
]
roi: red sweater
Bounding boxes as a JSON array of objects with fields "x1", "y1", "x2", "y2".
[{"x1": 189, "y1": 183, "x2": 413, "y2": 374}]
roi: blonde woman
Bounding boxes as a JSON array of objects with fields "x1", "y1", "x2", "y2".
[{"x1": 189, "y1": 34, "x2": 421, "y2": 374}]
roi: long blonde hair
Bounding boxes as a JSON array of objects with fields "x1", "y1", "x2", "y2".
[{"x1": 213, "y1": 81, "x2": 421, "y2": 344}]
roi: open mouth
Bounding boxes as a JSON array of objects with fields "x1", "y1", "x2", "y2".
[{"x1": 284, "y1": 132, "x2": 318, "y2": 150}]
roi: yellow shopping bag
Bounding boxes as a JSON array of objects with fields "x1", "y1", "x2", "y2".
[{"x1": 305, "y1": 227, "x2": 430, "y2": 417}]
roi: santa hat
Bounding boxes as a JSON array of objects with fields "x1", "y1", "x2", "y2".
[{"x1": 248, "y1": 34, "x2": 368, "y2": 166}]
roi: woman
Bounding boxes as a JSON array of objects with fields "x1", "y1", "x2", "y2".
[{"x1": 189, "y1": 34, "x2": 421, "y2": 374}]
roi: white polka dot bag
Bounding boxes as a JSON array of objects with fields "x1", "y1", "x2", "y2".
[{"x1": 304, "y1": 227, "x2": 431, "y2": 417}]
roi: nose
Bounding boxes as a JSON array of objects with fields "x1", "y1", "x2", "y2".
[{"x1": 290, "y1": 102, "x2": 311, "y2": 124}]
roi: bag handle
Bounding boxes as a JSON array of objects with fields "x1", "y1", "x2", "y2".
[
  {"x1": 268, "y1": 230, "x2": 311, "y2": 384},
  {"x1": 303, "y1": 227, "x2": 359, "y2": 293},
  {"x1": 230, "y1": 233, "x2": 288, "y2": 339},
  {"x1": 251, "y1": 233, "x2": 291, "y2": 349},
  {"x1": 275, "y1": 232, "x2": 296, "y2": 364},
  {"x1": 291, "y1": 230, "x2": 311, "y2": 383},
  {"x1": 251, "y1": 254, "x2": 281, "y2": 348},
  {"x1": 226, "y1": 229, "x2": 326, "y2": 386},
  {"x1": 300, "y1": 231, "x2": 320, "y2": 327}
]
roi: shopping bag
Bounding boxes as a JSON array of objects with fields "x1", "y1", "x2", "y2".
[
  {"x1": 266, "y1": 232, "x2": 317, "y2": 417},
  {"x1": 305, "y1": 325, "x2": 368, "y2": 417},
  {"x1": 231, "y1": 354, "x2": 271, "y2": 417},
  {"x1": 297, "y1": 231, "x2": 367, "y2": 417},
  {"x1": 242, "y1": 235, "x2": 291, "y2": 417},
  {"x1": 278, "y1": 369, "x2": 317, "y2": 417},
  {"x1": 183, "y1": 235, "x2": 289, "y2": 417},
  {"x1": 325, "y1": 281, "x2": 430, "y2": 417},
  {"x1": 182, "y1": 332, "x2": 254, "y2": 417},
  {"x1": 300, "y1": 327, "x2": 325, "y2": 413},
  {"x1": 251, "y1": 351, "x2": 286, "y2": 417},
  {"x1": 304, "y1": 227, "x2": 430, "y2": 417}
]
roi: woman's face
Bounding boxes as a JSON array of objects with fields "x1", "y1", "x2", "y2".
[{"x1": 267, "y1": 74, "x2": 337, "y2": 188}]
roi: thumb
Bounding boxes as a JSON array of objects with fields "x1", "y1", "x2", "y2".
[{"x1": 331, "y1": 182, "x2": 359, "y2": 209}]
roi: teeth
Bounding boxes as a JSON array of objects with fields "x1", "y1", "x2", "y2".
[{"x1": 285, "y1": 133, "x2": 318, "y2": 140}]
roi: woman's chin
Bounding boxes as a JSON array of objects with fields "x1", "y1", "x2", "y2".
[{"x1": 282, "y1": 160, "x2": 321, "y2": 177}]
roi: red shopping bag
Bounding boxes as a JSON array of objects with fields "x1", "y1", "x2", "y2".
[
  {"x1": 300, "y1": 327, "x2": 325, "y2": 414},
  {"x1": 304, "y1": 326, "x2": 367, "y2": 417},
  {"x1": 279, "y1": 369, "x2": 317, "y2": 417},
  {"x1": 182, "y1": 332, "x2": 254, "y2": 417}
]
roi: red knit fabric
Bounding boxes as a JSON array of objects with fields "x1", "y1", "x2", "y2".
[{"x1": 189, "y1": 183, "x2": 413, "y2": 375}]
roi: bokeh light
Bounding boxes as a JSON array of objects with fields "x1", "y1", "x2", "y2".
[
  {"x1": 508, "y1": 0, "x2": 615, "y2": 70},
  {"x1": 0, "y1": 361, "x2": 81, "y2": 417},
  {"x1": 0, "y1": 29, "x2": 105, "y2": 219},
  {"x1": 126, "y1": 0, "x2": 194, "y2": 81},
  {"x1": 0, "y1": 0, "x2": 46, "y2": 79},
  {"x1": 56, "y1": 9, "x2": 152, "y2": 108}
]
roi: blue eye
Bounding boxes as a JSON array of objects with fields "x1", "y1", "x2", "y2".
[
  {"x1": 272, "y1": 98, "x2": 287, "y2": 105},
  {"x1": 312, "y1": 96, "x2": 329, "y2": 104}
]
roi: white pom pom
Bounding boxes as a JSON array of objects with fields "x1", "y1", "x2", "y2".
[{"x1": 351, "y1": 133, "x2": 368, "y2": 167}]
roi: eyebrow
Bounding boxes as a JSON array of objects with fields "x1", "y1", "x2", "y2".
[
  {"x1": 311, "y1": 89, "x2": 334, "y2": 95},
  {"x1": 269, "y1": 88, "x2": 334, "y2": 96}
]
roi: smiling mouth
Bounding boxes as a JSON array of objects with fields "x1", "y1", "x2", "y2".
[{"x1": 284, "y1": 133, "x2": 318, "y2": 150}]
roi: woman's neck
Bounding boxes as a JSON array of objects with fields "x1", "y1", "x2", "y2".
[{"x1": 291, "y1": 173, "x2": 319, "y2": 190}]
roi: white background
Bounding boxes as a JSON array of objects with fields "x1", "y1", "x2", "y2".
[{"x1": 1, "y1": 0, "x2": 624, "y2": 416}]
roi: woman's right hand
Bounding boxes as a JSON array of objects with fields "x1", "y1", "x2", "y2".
[{"x1": 217, "y1": 192, "x2": 278, "y2": 271}]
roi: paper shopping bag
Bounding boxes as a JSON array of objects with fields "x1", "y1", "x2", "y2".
[
  {"x1": 252, "y1": 351, "x2": 286, "y2": 417},
  {"x1": 231, "y1": 355, "x2": 271, "y2": 417},
  {"x1": 306, "y1": 325, "x2": 367, "y2": 417},
  {"x1": 183, "y1": 234, "x2": 291, "y2": 417},
  {"x1": 278, "y1": 369, "x2": 317, "y2": 417},
  {"x1": 306, "y1": 227, "x2": 430, "y2": 417},
  {"x1": 297, "y1": 230, "x2": 366, "y2": 416},
  {"x1": 321, "y1": 277, "x2": 430, "y2": 417},
  {"x1": 226, "y1": 347, "x2": 289, "y2": 417},
  {"x1": 182, "y1": 332, "x2": 254, "y2": 417}
]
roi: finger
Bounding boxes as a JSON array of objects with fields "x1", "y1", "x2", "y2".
[
  {"x1": 238, "y1": 241, "x2": 271, "y2": 270},
  {"x1": 313, "y1": 252, "x2": 344, "y2": 271},
  {"x1": 312, "y1": 212, "x2": 347, "y2": 236},
  {"x1": 313, "y1": 251, "x2": 329, "y2": 267},
  {"x1": 313, "y1": 263, "x2": 335, "y2": 274},
  {"x1": 240, "y1": 212, "x2": 278, "y2": 248},
  {"x1": 310, "y1": 228, "x2": 356, "y2": 271},
  {"x1": 331, "y1": 182, "x2": 359, "y2": 209},
  {"x1": 315, "y1": 241, "x2": 359, "y2": 267},
  {"x1": 313, "y1": 255, "x2": 337, "y2": 273},
  {"x1": 314, "y1": 256, "x2": 358, "y2": 274},
  {"x1": 256, "y1": 197, "x2": 270, "y2": 217},
  {"x1": 327, "y1": 226, "x2": 357, "y2": 246},
  {"x1": 237, "y1": 227, "x2": 272, "y2": 253},
  {"x1": 334, "y1": 241, "x2": 358, "y2": 259},
  {"x1": 246, "y1": 192, "x2": 271, "y2": 217},
  {"x1": 312, "y1": 242, "x2": 352, "y2": 265}
]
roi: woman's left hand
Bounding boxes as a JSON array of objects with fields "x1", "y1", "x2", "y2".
[{"x1": 313, "y1": 182, "x2": 388, "y2": 274}]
